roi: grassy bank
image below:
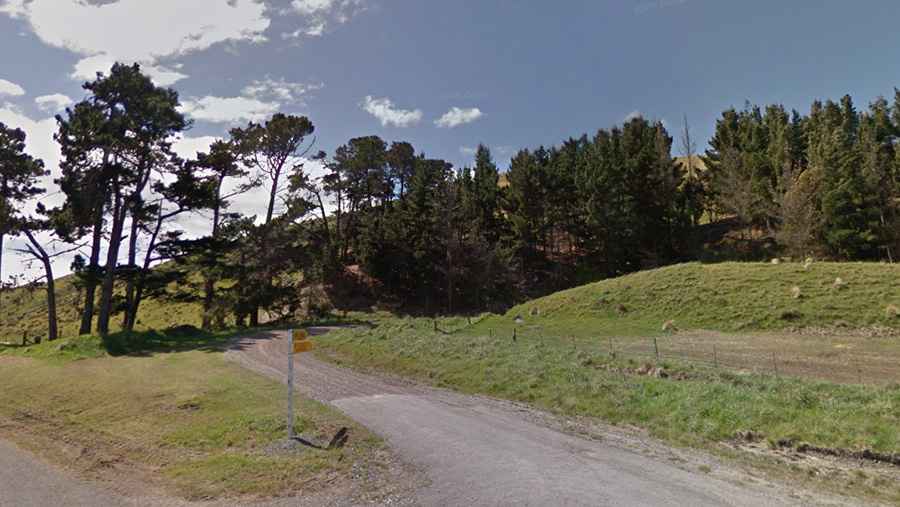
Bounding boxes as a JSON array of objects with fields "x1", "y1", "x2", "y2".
[
  {"x1": 0, "y1": 333, "x2": 393, "y2": 501},
  {"x1": 0, "y1": 273, "x2": 202, "y2": 344},
  {"x1": 480, "y1": 261, "x2": 900, "y2": 337}
]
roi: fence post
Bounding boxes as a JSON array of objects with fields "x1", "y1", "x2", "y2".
[
  {"x1": 513, "y1": 328, "x2": 517, "y2": 342},
  {"x1": 653, "y1": 337, "x2": 660, "y2": 363}
]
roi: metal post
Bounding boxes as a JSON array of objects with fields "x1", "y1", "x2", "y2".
[{"x1": 287, "y1": 328, "x2": 294, "y2": 440}]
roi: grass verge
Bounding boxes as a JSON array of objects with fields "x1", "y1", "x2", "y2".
[{"x1": 0, "y1": 332, "x2": 391, "y2": 501}]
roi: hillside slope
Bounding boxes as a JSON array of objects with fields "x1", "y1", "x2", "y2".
[
  {"x1": 475, "y1": 261, "x2": 900, "y2": 336},
  {"x1": 0, "y1": 273, "x2": 202, "y2": 343}
]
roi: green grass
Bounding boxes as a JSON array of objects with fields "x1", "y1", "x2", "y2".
[
  {"x1": 0, "y1": 271, "x2": 204, "y2": 344},
  {"x1": 477, "y1": 261, "x2": 900, "y2": 338},
  {"x1": 311, "y1": 261, "x2": 900, "y2": 502},
  {"x1": 319, "y1": 317, "x2": 900, "y2": 453},
  {"x1": 317, "y1": 316, "x2": 900, "y2": 502},
  {"x1": 0, "y1": 333, "x2": 389, "y2": 501}
]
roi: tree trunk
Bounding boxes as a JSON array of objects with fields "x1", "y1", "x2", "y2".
[
  {"x1": 80, "y1": 205, "x2": 104, "y2": 335},
  {"x1": 98, "y1": 184, "x2": 126, "y2": 337},
  {"x1": 23, "y1": 230, "x2": 57, "y2": 342},
  {"x1": 202, "y1": 196, "x2": 222, "y2": 331},
  {"x1": 265, "y1": 173, "x2": 279, "y2": 226},
  {"x1": 44, "y1": 260, "x2": 58, "y2": 342},
  {"x1": 122, "y1": 213, "x2": 140, "y2": 330}
]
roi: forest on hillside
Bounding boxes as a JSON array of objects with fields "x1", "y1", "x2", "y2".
[{"x1": 2, "y1": 63, "x2": 900, "y2": 341}]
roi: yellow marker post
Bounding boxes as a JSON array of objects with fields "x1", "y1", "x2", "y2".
[{"x1": 287, "y1": 328, "x2": 313, "y2": 440}]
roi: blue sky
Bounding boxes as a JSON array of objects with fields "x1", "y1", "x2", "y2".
[{"x1": 1, "y1": 0, "x2": 900, "y2": 277}]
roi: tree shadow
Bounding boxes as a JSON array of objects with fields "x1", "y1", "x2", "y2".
[{"x1": 104, "y1": 315, "x2": 375, "y2": 357}]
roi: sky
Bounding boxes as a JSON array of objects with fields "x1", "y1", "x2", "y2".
[{"x1": 2, "y1": 0, "x2": 900, "y2": 281}]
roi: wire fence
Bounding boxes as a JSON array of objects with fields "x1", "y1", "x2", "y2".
[{"x1": 472, "y1": 323, "x2": 898, "y2": 387}]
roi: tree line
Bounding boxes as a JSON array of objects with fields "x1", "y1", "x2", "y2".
[{"x1": 1, "y1": 63, "x2": 898, "y2": 341}]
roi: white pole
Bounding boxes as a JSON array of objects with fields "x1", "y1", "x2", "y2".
[{"x1": 287, "y1": 328, "x2": 294, "y2": 440}]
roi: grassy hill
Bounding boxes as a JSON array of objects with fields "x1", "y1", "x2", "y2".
[
  {"x1": 475, "y1": 261, "x2": 900, "y2": 337},
  {"x1": 313, "y1": 262, "x2": 900, "y2": 502},
  {"x1": 0, "y1": 272, "x2": 202, "y2": 344}
]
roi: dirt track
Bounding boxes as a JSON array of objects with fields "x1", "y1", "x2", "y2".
[{"x1": 227, "y1": 329, "x2": 863, "y2": 507}]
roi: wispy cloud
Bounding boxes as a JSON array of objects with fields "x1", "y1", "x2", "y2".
[
  {"x1": 34, "y1": 93, "x2": 73, "y2": 112},
  {"x1": 361, "y1": 95, "x2": 422, "y2": 127},
  {"x1": 242, "y1": 78, "x2": 324, "y2": 104},
  {"x1": 180, "y1": 96, "x2": 280, "y2": 124},
  {"x1": 0, "y1": 78, "x2": 25, "y2": 97},
  {"x1": 436, "y1": 107, "x2": 483, "y2": 128},
  {"x1": 285, "y1": 0, "x2": 368, "y2": 39}
]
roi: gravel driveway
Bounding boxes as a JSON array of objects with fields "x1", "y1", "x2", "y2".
[{"x1": 226, "y1": 328, "x2": 857, "y2": 507}]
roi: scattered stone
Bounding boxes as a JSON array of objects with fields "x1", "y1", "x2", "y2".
[
  {"x1": 661, "y1": 320, "x2": 678, "y2": 333},
  {"x1": 832, "y1": 277, "x2": 847, "y2": 290},
  {"x1": 770, "y1": 258, "x2": 781, "y2": 265},
  {"x1": 529, "y1": 307, "x2": 540, "y2": 317},
  {"x1": 886, "y1": 304, "x2": 900, "y2": 319},
  {"x1": 514, "y1": 314, "x2": 524, "y2": 324},
  {"x1": 615, "y1": 304, "x2": 628, "y2": 315},
  {"x1": 803, "y1": 257, "x2": 814, "y2": 270},
  {"x1": 791, "y1": 286, "x2": 802, "y2": 299}
]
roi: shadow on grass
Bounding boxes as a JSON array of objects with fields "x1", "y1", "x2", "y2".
[
  {"x1": 103, "y1": 326, "x2": 236, "y2": 357},
  {"x1": 103, "y1": 314, "x2": 375, "y2": 357}
]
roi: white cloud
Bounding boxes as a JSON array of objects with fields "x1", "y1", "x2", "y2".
[
  {"x1": 460, "y1": 146, "x2": 477, "y2": 156},
  {"x1": 0, "y1": 105, "x2": 59, "y2": 195},
  {"x1": 292, "y1": 0, "x2": 336, "y2": 15},
  {"x1": 242, "y1": 78, "x2": 323, "y2": 104},
  {"x1": 70, "y1": 54, "x2": 189, "y2": 86},
  {"x1": 624, "y1": 110, "x2": 643, "y2": 122},
  {"x1": 361, "y1": 96, "x2": 422, "y2": 128},
  {"x1": 435, "y1": 107, "x2": 483, "y2": 128},
  {"x1": 183, "y1": 76, "x2": 321, "y2": 125},
  {"x1": 0, "y1": 78, "x2": 25, "y2": 97},
  {"x1": 34, "y1": 93, "x2": 73, "y2": 112},
  {"x1": 0, "y1": 0, "x2": 25, "y2": 18},
  {"x1": 180, "y1": 96, "x2": 280, "y2": 124},
  {"x1": 6, "y1": 0, "x2": 270, "y2": 85},
  {"x1": 285, "y1": 0, "x2": 366, "y2": 39}
]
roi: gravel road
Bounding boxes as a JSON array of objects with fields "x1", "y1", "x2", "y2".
[{"x1": 226, "y1": 329, "x2": 857, "y2": 507}]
